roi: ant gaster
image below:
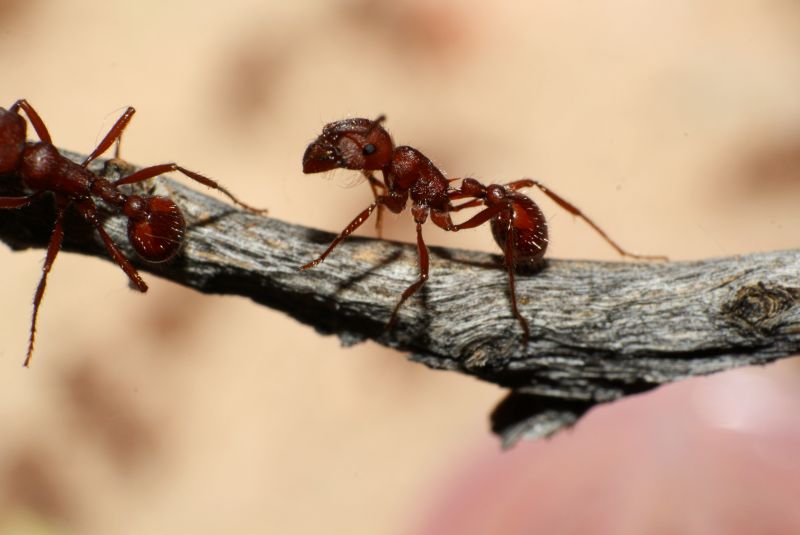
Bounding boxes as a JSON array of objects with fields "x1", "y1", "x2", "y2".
[
  {"x1": 301, "y1": 116, "x2": 665, "y2": 339},
  {"x1": 0, "y1": 99, "x2": 265, "y2": 366}
]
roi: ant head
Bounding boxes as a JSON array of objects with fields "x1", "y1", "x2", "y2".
[
  {"x1": 124, "y1": 195, "x2": 187, "y2": 263},
  {"x1": 0, "y1": 107, "x2": 27, "y2": 174},
  {"x1": 303, "y1": 116, "x2": 393, "y2": 174}
]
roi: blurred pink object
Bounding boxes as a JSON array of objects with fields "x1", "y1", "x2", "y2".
[{"x1": 416, "y1": 362, "x2": 800, "y2": 535}]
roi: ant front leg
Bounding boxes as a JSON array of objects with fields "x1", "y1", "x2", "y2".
[
  {"x1": 363, "y1": 171, "x2": 387, "y2": 238},
  {"x1": 302, "y1": 192, "x2": 405, "y2": 269},
  {"x1": 521, "y1": 179, "x2": 667, "y2": 261},
  {"x1": 113, "y1": 163, "x2": 267, "y2": 214},
  {"x1": 301, "y1": 202, "x2": 378, "y2": 270}
]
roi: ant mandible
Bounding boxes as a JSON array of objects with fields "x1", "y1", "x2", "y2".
[
  {"x1": 0, "y1": 99, "x2": 265, "y2": 366},
  {"x1": 301, "y1": 116, "x2": 665, "y2": 339}
]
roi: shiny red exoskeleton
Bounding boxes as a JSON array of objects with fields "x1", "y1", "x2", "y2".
[
  {"x1": 0, "y1": 99, "x2": 264, "y2": 366},
  {"x1": 301, "y1": 116, "x2": 664, "y2": 340}
]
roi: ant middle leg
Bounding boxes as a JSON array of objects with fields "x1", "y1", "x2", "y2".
[
  {"x1": 112, "y1": 163, "x2": 267, "y2": 214},
  {"x1": 386, "y1": 221, "x2": 429, "y2": 330},
  {"x1": 364, "y1": 171, "x2": 387, "y2": 237},
  {"x1": 82, "y1": 107, "x2": 136, "y2": 166},
  {"x1": 10, "y1": 99, "x2": 52, "y2": 144}
]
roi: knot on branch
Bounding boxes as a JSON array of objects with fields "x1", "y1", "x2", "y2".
[{"x1": 723, "y1": 282, "x2": 800, "y2": 335}]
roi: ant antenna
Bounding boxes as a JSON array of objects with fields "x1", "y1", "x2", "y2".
[{"x1": 365, "y1": 115, "x2": 386, "y2": 135}]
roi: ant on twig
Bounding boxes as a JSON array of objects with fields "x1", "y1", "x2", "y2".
[
  {"x1": 0, "y1": 99, "x2": 266, "y2": 366},
  {"x1": 301, "y1": 116, "x2": 461, "y2": 330},
  {"x1": 301, "y1": 116, "x2": 665, "y2": 340}
]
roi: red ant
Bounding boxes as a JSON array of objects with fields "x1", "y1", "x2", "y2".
[
  {"x1": 0, "y1": 99, "x2": 264, "y2": 366},
  {"x1": 301, "y1": 116, "x2": 665, "y2": 340},
  {"x1": 301, "y1": 116, "x2": 461, "y2": 330}
]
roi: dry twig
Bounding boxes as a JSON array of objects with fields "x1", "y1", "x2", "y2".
[{"x1": 2, "y1": 151, "x2": 799, "y2": 446}]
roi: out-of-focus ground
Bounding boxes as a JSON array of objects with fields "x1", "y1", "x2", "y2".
[{"x1": 0, "y1": 1, "x2": 799, "y2": 534}]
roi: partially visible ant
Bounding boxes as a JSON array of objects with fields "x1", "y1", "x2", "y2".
[
  {"x1": 0, "y1": 99, "x2": 266, "y2": 366},
  {"x1": 301, "y1": 116, "x2": 665, "y2": 340}
]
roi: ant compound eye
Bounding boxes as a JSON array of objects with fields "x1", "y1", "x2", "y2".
[{"x1": 362, "y1": 143, "x2": 377, "y2": 156}]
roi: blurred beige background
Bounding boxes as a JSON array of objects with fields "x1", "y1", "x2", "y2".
[{"x1": 1, "y1": 1, "x2": 799, "y2": 534}]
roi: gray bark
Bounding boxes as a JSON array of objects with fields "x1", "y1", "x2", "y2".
[{"x1": 2, "y1": 151, "x2": 799, "y2": 447}]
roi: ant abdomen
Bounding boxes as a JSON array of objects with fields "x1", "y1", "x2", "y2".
[
  {"x1": 490, "y1": 191, "x2": 549, "y2": 269},
  {"x1": 125, "y1": 195, "x2": 186, "y2": 262}
]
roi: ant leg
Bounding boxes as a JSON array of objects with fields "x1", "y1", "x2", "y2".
[
  {"x1": 301, "y1": 203, "x2": 378, "y2": 270},
  {"x1": 364, "y1": 171, "x2": 386, "y2": 238},
  {"x1": 10, "y1": 99, "x2": 52, "y2": 144},
  {"x1": 82, "y1": 107, "x2": 136, "y2": 166},
  {"x1": 502, "y1": 221, "x2": 530, "y2": 343},
  {"x1": 451, "y1": 203, "x2": 506, "y2": 231},
  {"x1": 113, "y1": 163, "x2": 267, "y2": 214},
  {"x1": 23, "y1": 205, "x2": 66, "y2": 367},
  {"x1": 74, "y1": 200, "x2": 148, "y2": 292},
  {"x1": 524, "y1": 179, "x2": 668, "y2": 260},
  {"x1": 502, "y1": 179, "x2": 535, "y2": 192},
  {"x1": 0, "y1": 193, "x2": 41, "y2": 209},
  {"x1": 386, "y1": 221, "x2": 429, "y2": 330},
  {"x1": 113, "y1": 128, "x2": 125, "y2": 159},
  {"x1": 450, "y1": 198, "x2": 483, "y2": 212}
]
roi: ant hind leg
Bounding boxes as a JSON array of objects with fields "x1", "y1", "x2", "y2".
[
  {"x1": 23, "y1": 206, "x2": 66, "y2": 367},
  {"x1": 526, "y1": 179, "x2": 667, "y2": 261},
  {"x1": 113, "y1": 163, "x2": 268, "y2": 214}
]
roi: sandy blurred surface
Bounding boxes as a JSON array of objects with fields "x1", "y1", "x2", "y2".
[{"x1": 1, "y1": 1, "x2": 799, "y2": 533}]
